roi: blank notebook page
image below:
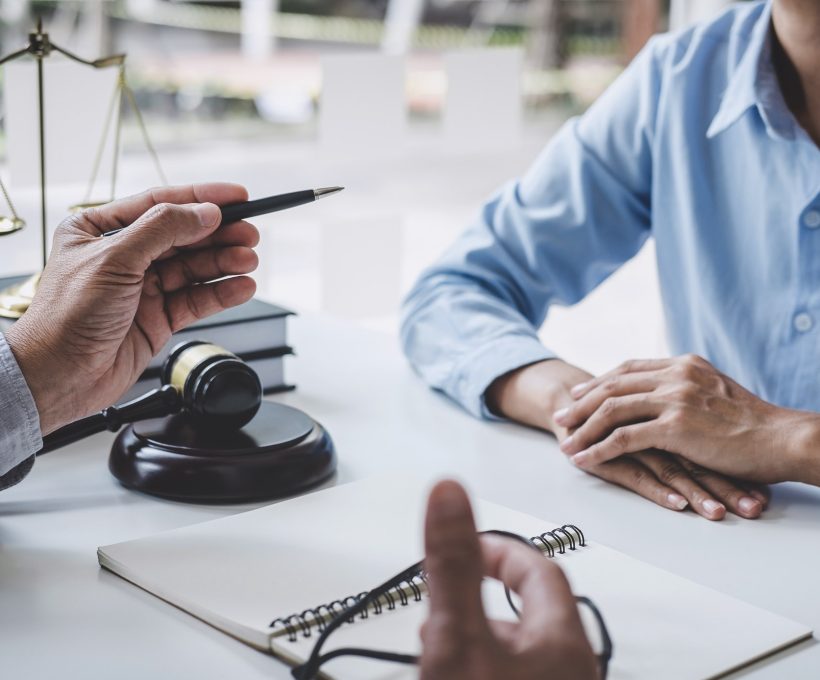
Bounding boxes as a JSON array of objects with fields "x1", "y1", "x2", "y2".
[{"x1": 98, "y1": 477, "x2": 811, "y2": 679}]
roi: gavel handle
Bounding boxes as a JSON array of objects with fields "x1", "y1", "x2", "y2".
[{"x1": 38, "y1": 385, "x2": 182, "y2": 455}]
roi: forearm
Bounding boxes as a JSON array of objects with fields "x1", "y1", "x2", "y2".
[
  {"x1": 0, "y1": 332, "x2": 42, "y2": 490},
  {"x1": 401, "y1": 274, "x2": 555, "y2": 419},
  {"x1": 486, "y1": 359, "x2": 593, "y2": 434},
  {"x1": 403, "y1": 127, "x2": 652, "y2": 419},
  {"x1": 6, "y1": 319, "x2": 76, "y2": 436},
  {"x1": 784, "y1": 412, "x2": 820, "y2": 486}
]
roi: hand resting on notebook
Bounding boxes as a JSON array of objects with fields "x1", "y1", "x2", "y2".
[
  {"x1": 487, "y1": 357, "x2": 773, "y2": 521},
  {"x1": 6, "y1": 183, "x2": 259, "y2": 436},
  {"x1": 421, "y1": 480, "x2": 598, "y2": 680}
]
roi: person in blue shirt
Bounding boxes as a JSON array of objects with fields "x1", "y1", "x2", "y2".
[{"x1": 402, "y1": 0, "x2": 820, "y2": 522}]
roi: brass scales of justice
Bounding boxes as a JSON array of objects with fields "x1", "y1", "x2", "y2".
[{"x1": 0, "y1": 18, "x2": 166, "y2": 319}]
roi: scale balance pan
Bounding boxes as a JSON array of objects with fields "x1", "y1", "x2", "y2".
[{"x1": 109, "y1": 402, "x2": 336, "y2": 503}]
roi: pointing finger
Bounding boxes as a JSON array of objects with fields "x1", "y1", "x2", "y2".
[
  {"x1": 76, "y1": 183, "x2": 249, "y2": 234},
  {"x1": 424, "y1": 480, "x2": 488, "y2": 631}
]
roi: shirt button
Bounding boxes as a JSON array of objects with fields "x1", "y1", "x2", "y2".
[
  {"x1": 794, "y1": 313, "x2": 813, "y2": 333},
  {"x1": 805, "y1": 210, "x2": 820, "y2": 229}
]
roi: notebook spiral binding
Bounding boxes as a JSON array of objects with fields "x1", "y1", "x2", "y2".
[
  {"x1": 270, "y1": 574, "x2": 429, "y2": 643},
  {"x1": 530, "y1": 523, "x2": 585, "y2": 557},
  {"x1": 269, "y1": 524, "x2": 586, "y2": 643}
]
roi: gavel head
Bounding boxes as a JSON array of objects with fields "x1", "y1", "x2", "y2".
[{"x1": 162, "y1": 341, "x2": 262, "y2": 430}]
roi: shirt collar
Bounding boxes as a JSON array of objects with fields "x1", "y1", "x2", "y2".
[{"x1": 707, "y1": 1, "x2": 796, "y2": 141}]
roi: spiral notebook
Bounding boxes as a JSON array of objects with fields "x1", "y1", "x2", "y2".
[{"x1": 98, "y1": 477, "x2": 811, "y2": 679}]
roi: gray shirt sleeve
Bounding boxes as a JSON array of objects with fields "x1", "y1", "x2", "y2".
[{"x1": 0, "y1": 332, "x2": 42, "y2": 490}]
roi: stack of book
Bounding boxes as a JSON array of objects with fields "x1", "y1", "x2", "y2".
[{"x1": 0, "y1": 274, "x2": 294, "y2": 404}]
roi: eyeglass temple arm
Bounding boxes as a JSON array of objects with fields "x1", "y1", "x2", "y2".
[
  {"x1": 292, "y1": 561, "x2": 425, "y2": 679},
  {"x1": 291, "y1": 530, "x2": 552, "y2": 680}
]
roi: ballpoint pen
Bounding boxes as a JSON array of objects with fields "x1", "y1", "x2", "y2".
[{"x1": 102, "y1": 186, "x2": 344, "y2": 237}]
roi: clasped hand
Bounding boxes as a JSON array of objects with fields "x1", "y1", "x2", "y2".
[
  {"x1": 552, "y1": 354, "x2": 820, "y2": 518},
  {"x1": 490, "y1": 353, "x2": 820, "y2": 521}
]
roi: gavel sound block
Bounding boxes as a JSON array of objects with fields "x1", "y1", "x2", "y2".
[
  {"x1": 40, "y1": 340, "x2": 337, "y2": 503},
  {"x1": 110, "y1": 401, "x2": 336, "y2": 503}
]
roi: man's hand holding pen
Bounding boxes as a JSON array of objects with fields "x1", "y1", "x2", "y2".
[
  {"x1": 6, "y1": 183, "x2": 259, "y2": 436},
  {"x1": 5, "y1": 181, "x2": 346, "y2": 440}
]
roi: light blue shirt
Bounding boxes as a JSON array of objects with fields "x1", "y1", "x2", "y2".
[
  {"x1": 401, "y1": 1, "x2": 820, "y2": 420},
  {"x1": 0, "y1": 333, "x2": 41, "y2": 489}
]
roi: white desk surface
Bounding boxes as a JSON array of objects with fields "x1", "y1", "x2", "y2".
[{"x1": 1, "y1": 314, "x2": 818, "y2": 678}]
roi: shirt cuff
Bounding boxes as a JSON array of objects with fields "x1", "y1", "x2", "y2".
[
  {"x1": 0, "y1": 332, "x2": 42, "y2": 485},
  {"x1": 450, "y1": 334, "x2": 557, "y2": 420}
]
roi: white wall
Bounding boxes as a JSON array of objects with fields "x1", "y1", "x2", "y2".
[{"x1": 669, "y1": 0, "x2": 733, "y2": 31}]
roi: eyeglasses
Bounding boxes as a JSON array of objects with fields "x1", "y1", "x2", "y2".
[{"x1": 291, "y1": 529, "x2": 613, "y2": 680}]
